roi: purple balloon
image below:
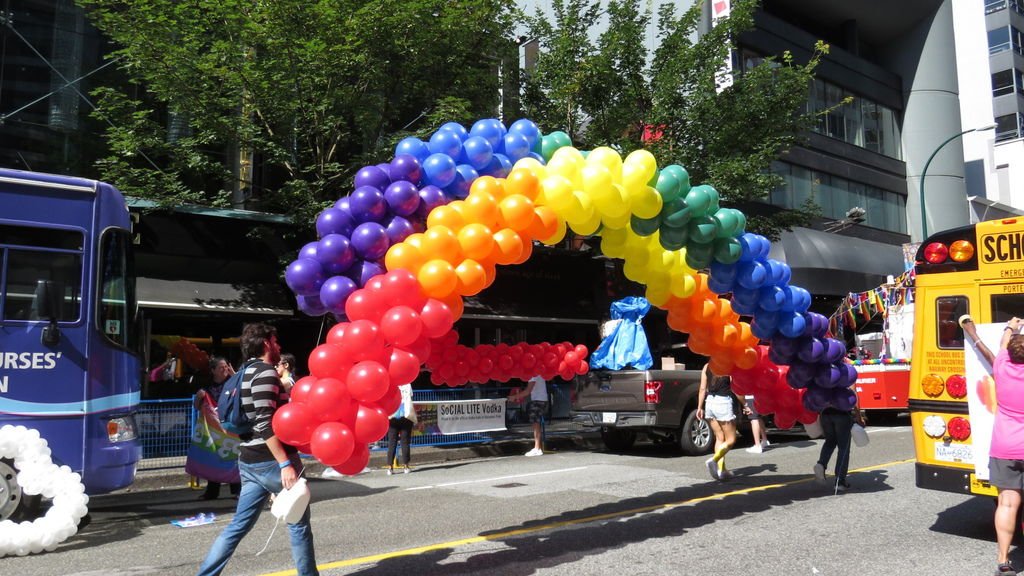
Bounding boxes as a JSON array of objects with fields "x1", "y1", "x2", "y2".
[
  {"x1": 319, "y1": 275, "x2": 358, "y2": 314},
  {"x1": 346, "y1": 260, "x2": 385, "y2": 288},
  {"x1": 390, "y1": 154, "x2": 423, "y2": 184},
  {"x1": 350, "y1": 222, "x2": 390, "y2": 260},
  {"x1": 350, "y1": 186, "x2": 388, "y2": 223},
  {"x1": 428, "y1": 129, "x2": 463, "y2": 158},
  {"x1": 396, "y1": 137, "x2": 430, "y2": 162},
  {"x1": 423, "y1": 153, "x2": 457, "y2": 188},
  {"x1": 842, "y1": 363, "x2": 859, "y2": 387},
  {"x1": 285, "y1": 258, "x2": 325, "y2": 297},
  {"x1": 375, "y1": 163, "x2": 394, "y2": 183},
  {"x1": 786, "y1": 361, "x2": 814, "y2": 389},
  {"x1": 824, "y1": 338, "x2": 846, "y2": 363},
  {"x1": 354, "y1": 165, "x2": 391, "y2": 190},
  {"x1": 384, "y1": 181, "x2": 421, "y2": 217},
  {"x1": 831, "y1": 387, "x2": 857, "y2": 411},
  {"x1": 299, "y1": 241, "x2": 318, "y2": 260},
  {"x1": 798, "y1": 337, "x2": 825, "y2": 363},
  {"x1": 771, "y1": 335, "x2": 800, "y2": 357},
  {"x1": 807, "y1": 312, "x2": 828, "y2": 338},
  {"x1": 814, "y1": 364, "x2": 843, "y2": 388},
  {"x1": 316, "y1": 207, "x2": 355, "y2": 238},
  {"x1": 334, "y1": 196, "x2": 350, "y2": 211},
  {"x1": 385, "y1": 215, "x2": 415, "y2": 244},
  {"x1": 415, "y1": 185, "x2": 448, "y2": 220},
  {"x1": 297, "y1": 293, "x2": 328, "y2": 316},
  {"x1": 802, "y1": 385, "x2": 831, "y2": 412},
  {"x1": 316, "y1": 234, "x2": 356, "y2": 275},
  {"x1": 768, "y1": 345, "x2": 794, "y2": 366},
  {"x1": 445, "y1": 164, "x2": 478, "y2": 199}
]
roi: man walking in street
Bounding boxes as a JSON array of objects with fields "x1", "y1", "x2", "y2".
[{"x1": 197, "y1": 322, "x2": 318, "y2": 576}]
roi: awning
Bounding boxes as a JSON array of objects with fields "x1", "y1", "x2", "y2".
[
  {"x1": 137, "y1": 277, "x2": 293, "y2": 316},
  {"x1": 767, "y1": 227, "x2": 906, "y2": 295}
]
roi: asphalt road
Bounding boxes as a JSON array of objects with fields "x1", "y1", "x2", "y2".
[{"x1": 3, "y1": 420, "x2": 1008, "y2": 576}]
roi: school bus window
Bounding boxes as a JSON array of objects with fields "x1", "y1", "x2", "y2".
[
  {"x1": 937, "y1": 296, "x2": 967, "y2": 349},
  {"x1": 991, "y1": 294, "x2": 1024, "y2": 323}
]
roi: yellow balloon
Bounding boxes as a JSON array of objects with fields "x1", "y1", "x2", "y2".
[
  {"x1": 601, "y1": 210, "x2": 630, "y2": 230},
  {"x1": 581, "y1": 163, "x2": 614, "y2": 204},
  {"x1": 630, "y1": 185, "x2": 663, "y2": 219},
  {"x1": 539, "y1": 217, "x2": 567, "y2": 246},
  {"x1": 670, "y1": 271, "x2": 697, "y2": 298},
  {"x1": 586, "y1": 147, "x2": 623, "y2": 182},
  {"x1": 569, "y1": 209, "x2": 602, "y2": 236},
  {"x1": 540, "y1": 174, "x2": 574, "y2": 213},
  {"x1": 564, "y1": 190, "x2": 594, "y2": 224},
  {"x1": 513, "y1": 157, "x2": 547, "y2": 178},
  {"x1": 595, "y1": 183, "x2": 631, "y2": 219},
  {"x1": 600, "y1": 228, "x2": 628, "y2": 258},
  {"x1": 547, "y1": 147, "x2": 585, "y2": 188},
  {"x1": 645, "y1": 283, "x2": 671, "y2": 307},
  {"x1": 623, "y1": 150, "x2": 658, "y2": 188},
  {"x1": 623, "y1": 258, "x2": 649, "y2": 283},
  {"x1": 623, "y1": 240, "x2": 651, "y2": 268}
]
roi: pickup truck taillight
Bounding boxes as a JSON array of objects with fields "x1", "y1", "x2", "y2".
[{"x1": 645, "y1": 380, "x2": 663, "y2": 404}]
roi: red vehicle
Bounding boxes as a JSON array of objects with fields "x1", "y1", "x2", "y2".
[{"x1": 853, "y1": 360, "x2": 910, "y2": 411}]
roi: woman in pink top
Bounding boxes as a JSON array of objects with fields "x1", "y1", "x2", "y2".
[{"x1": 962, "y1": 315, "x2": 1024, "y2": 576}]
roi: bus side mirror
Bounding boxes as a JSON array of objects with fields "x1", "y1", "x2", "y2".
[{"x1": 33, "y1": 280, "x2": 61, "y2": 347}]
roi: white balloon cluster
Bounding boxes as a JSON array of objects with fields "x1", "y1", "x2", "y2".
[{"x1": 0, "y1": 425, "x2": 89, "y2": 557}]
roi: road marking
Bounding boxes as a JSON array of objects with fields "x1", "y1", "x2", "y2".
[
  {"x1": 259, "y1": 458, "x2": 916, "y2": 576},
  {"x1": 405, "y1": 466, "x2": 591, "y2": 491}
]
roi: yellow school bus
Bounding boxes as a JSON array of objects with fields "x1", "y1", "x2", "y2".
[{"x1": 910, "y1": 218, "x2": 1024, "y2": 496}]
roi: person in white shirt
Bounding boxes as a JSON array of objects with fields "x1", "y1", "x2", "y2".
[{"x1": 510, "y1": 375, "x2": 548, "y2": 456}]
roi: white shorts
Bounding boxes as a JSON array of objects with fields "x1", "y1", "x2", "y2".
[{"x1": 705, "y1": 395, "x2": 736, "y2": 422}]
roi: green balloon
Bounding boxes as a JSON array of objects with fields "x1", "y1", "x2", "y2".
[
  {"x1": 551, "y1": 130, "x2": 572, "y2": 147},
  {"x1": 684, "y1": 185, "x2": 712, "y2": 217},
  {"x1": 687, "y1": 214, "x2": 718, "y2": 244},
  {"x1": 532, "y1": 129, "x2": 545, "y2": 155},
  {"x1": 659, "y1": 228, "x2": 686, "y2": 251},
  {"x1": 663, "y1": 206, "x2": 692, "y2": 228},
  {"x1": 713, "y1": 237, "x2": 743, "y2": 264},
  {"x1": 713, "y1": 208, "x2": 740, "y2": 238},
  {"x1": 663, "y1": 165, "x2": 691, "y2": 196},
  {"x1": 687, "y1": 240, "x2": 715, "y2": 260},
  {"x1": 647, "y1": 167, "x2": 661, "y2": 188},
  {"x1": 685, "y1": 248, "x2": 712, "y2": 271},
  {"x1": 630, "y1": 214, "x2": 662, "y2": 237},
  {"x1": 540, "y1": 134, "x2": 560, "y2": 161},
  {"x1": 655, "y1": 171, "x2": 682, "y2": 203}
]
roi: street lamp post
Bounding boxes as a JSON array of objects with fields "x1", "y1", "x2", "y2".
[{"x1": 918, "y1": 123, "x2": 997, "y2": 240}]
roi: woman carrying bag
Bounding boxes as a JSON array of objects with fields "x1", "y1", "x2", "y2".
[{"x1": 386, "y1": 384, "x2": 417, "y2": 475}]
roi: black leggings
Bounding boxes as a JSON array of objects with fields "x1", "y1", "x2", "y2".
[{"x1": 386, "y1": 417, "x2": 414, "y2": 467}]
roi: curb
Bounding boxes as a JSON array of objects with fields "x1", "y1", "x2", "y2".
[{"x1": 119, "y1": 431, "x2": 604, "y2": 494}]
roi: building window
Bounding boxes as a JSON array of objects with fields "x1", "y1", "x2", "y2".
[
  {"x1": 805, "y1": 77, "x2": 902, "y2": 160},
  {"x1": 994, "y1": 69, "x2": 1015, "y2": 97},
  {"x1": 990, "y1": 27, "x2": 1012, "y2": 54},
  {"x1": 986, "y1": 0, "x2": 1024, "y2": 16},
  {"x1": 996, "y1": 113, "x2": 1022, "y2": 142}
]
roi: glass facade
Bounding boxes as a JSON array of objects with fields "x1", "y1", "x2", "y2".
[
  {"x1": 996, "y1": 112, "x2": 1023, "y2": 141},
  {"x1": 986, "y1": 0, "x2": 1024, "y2": 17},
  {"x1": 807, "y1": 79, "x2": 902, "y2": 159},
  {"x1": 991, "y1": 69, "x2": 1024, "y2": 97},
  {"x1": 769, "y1": 161, "x2": 908, "y2": 234},
  {"x1": 988, "y1": 25, "x2": 1024, "y2": 55}
]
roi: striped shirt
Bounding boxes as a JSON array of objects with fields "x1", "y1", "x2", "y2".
[{"x1": 238, "y1": 359, "x2": 295, "y2": 463}]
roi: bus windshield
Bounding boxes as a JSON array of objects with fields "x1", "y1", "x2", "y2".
[{"x1": 97, "y1": 228, "x2": 137, "y2": 350}]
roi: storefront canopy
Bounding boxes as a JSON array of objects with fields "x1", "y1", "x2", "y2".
[
  {"x1": 767, "y1": 227, "x2": 906, "y2": 296},
  {"x1": 137, "y1": 277, "x2": 293, "y2": 316}
]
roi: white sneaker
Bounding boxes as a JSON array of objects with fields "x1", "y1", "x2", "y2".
[
  {"x1": 763, "y1": 439, "x2": 771, "y2": 448},
  {"x1": 705, "y1": 457, "x2": 719, "y2": 480},
  {"x1": 719, "y1": 468, "x2": 734, "y2": 480},
  {"x1": 403, "y1": 466, "x2": 410, "y2": 474},
  {"x1": 813, "y1": 463, "x2": 826, "y2": 483},
  {"x1": 745, "y1": 445, "x2": 763, "y2": 454},
  {"x1": 525, "y1": 448, "x2": 543, "y2": 457},
  {"x1": 386, "y1": 468, "x2": 393, "y2": 476}
]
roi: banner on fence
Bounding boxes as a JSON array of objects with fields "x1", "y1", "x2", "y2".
[{"x1": 432, "y1": 398, "x2": 507, "y2": 435}]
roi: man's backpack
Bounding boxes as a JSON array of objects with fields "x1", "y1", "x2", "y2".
[{"x1": 217, "y1": 361, "x2": 257, "y2": 435}]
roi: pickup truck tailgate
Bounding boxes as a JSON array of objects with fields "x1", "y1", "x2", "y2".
[{"x1": 573, "y1": 371, "x2": 651, "y2": 412}]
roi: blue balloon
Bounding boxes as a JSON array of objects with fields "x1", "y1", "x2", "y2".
[
  {"x1": 319, "y1": 275, "x2": 358, "y2": 314},
  {"x1": 428, "y1": 129, "x2": 464, "y2": 158},
  {"x1": 415, "y1": 185, "x2": 448, "y2": 220},
  {"x1": 503, "y1": 132, "x2": 532, "y2": 161},
  {"x1": 778, "y1": 311, "x2": 808, "y2": 338},
  {"x1": 350, "y1": 222, "x2": 390, "y2": 260},
  {"x1": 438, "y1": 122, "x2": 468, "y2": 141},
  {"x1": 385, "y1": 215, "x2": 415, "y2": 244},
  {"x1": 389, "y1": 154, "x2": 423, "y2": 184},
  {"x1": 349, "y1": 186, "x2": 388, "y2": 223},
  {"x1": 445, "y1": 164, "x2": 479, "y2": 199},
  {"x1": 384, "y1": 181, "x2": 421, "y2": 217},
  {"x1": 731, "y1": 297, "x2": 758, "y2": 316},
  {"x1": 316, "y1": 234, "x2": 356, "y2": 275},
  {"x1": 764, "y1": 259, "x2": 788, "y2": 286},
  {"x1": 508, "y1": 119, "x2": 541, "y2": 148},
  {"x1": 296, "y1": 293, "x2": 328, "y2": 316},
  {"x1": 733, "y1": 285, "x2": 760, "y2": 309},
  {"x1": 709, "y1": 261, "x2": 738, "y2": 285},
  {"x1": 469, "y1": 118, "x2": 506, "y2": 150},
  {"x1": 750, "y1": 317, "x2": 778, "y2": 340},
  {"x1": 707, "y1": 275, "x2": 733, "y2": 295},
  {"x1": 461, "y1": 136, "x2": 494, "y2": 170},
  {"x1": 737, "y1": 260, "x2": 768, "y2": 290},
  {"x1": 738, "y1": 233, "x2": 759, "y2": 262},
  {"x1": 527, "y1": 151, "x2": 546, "y2": 163},
  {"x1": 354, "y1": 165, "x2": 390, "y2": 190},
  {"x1": 396, "y1": 137, "x2": 430, "y2": 162},
  {"x1": 758, "y1": 285, "x2": 786, "y2": 311},
  {"x1": 423, "y1": 153, "x2": 457, "y2": 188},
  {"x1": 316, "y1": 207, "x2": 355, "y2": 238},
  {"x1": 285, "y1": 258, "x2": 325, "y2": 296}
]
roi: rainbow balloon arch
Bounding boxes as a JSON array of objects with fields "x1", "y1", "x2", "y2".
[{"x1": 278, "y1": 118, "x2": 858, "y2": 474}]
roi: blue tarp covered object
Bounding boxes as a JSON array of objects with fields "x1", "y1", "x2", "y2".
[{"x1": 591, "y1": 297, "x2": 653, "y2": 370}]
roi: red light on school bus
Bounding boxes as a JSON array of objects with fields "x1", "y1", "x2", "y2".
[
  {"x1": 945, "y1": 374, "x2": 967, "y2": 398},
  {"x1": 923, "y1": 242, "x2": 949, "y2": 264},
  {"x1": 948, "y1": 240, "x2": 974, "y2": 262},
  {"x1": 947, "y1": 416, "x2": 971, "y2": 441}
]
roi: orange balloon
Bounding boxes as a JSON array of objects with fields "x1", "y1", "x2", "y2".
[
  {"x1": 667, "y1": 310, "x2": 690, "y2": 333},
  {"x1": 455, "y1": 259, "x2": 487, "y2": 296},
  {"x1": 422, "y1": 226, "x2": 462, "y2": 264},
  {"x1": 512, "y1": 231, "x2": 533, "y2": 265},
  {"x1": 687, "y1": 332, "x2": 710, "y2": 356},
  {"x1": 498, "y1": 195, "x2": 536, "y2": 232},
  {"x1": 504, "y1": 168, "x2": 539, "y2": 200},
  {"x1": 405, "y1": 232, "x2": 425, "y2": 252},
  {"x1": 385, "y1": 242, "x2": 426, "y2": 275},
  {"x1": 482, "y1": 261, "x2": 497, "y2": 288},
  {"x1": 427, "y1": 205, "x2": 466, "y2": 231},
  {"x1": 492, "y1": 228, "x2": 524, "y2": 265},
  {"x1": 417, "y1": 259, "x2": 457, "y2": 298},
  {"x1": 738, "y1": 322, "x2": 757, "y2": 347},
  {"x1": 712, "y1": 324, "x2": 739, "y2": 348},
  {"x1": 528, "y1": 206, "x2": 559, "y2": 241},
  {"x1": 716, "y1": 299, "x2": 737, "y2": 324},
  {"x1": 708, "y1": 355, "x2": 734, "y2": 376},
  {"x1": 457, "y1": 223, "x2": 496, "y2": 261},
  {"x1": 689, "y1": 298, "x2": 717, "y2": 323},
  {"x1": 438, "y1": 291, "x2": 464, "y2": 321},
  {"x1": 464, "y1": 191, "x2": 499, "y2": 228},
  {"x1": 734, "y1": 346, "x2": 759, "y2": 370},
  {"x1": 469, "y1": 175, "x2": 505, "y2": 199}
]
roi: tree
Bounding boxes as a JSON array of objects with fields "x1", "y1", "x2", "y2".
[
  {"x1": 519, "y1": 0, "x2": 826, "y2": 240},
  {"x1": 77, "y1": 0, "x2": 515, "y2": 221}
]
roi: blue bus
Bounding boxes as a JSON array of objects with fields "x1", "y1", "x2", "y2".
[{"x1": 0, "y1": 168, "x2": 141, "y2": 520}]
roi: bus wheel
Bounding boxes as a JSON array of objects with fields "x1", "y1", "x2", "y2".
[{"x1": 0, "y1": 457, "x2": 41, "y2": 522}]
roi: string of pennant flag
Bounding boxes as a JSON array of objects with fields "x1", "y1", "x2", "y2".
[{"x1": 827, "y1": 269, "x2": 915, "y2": 336}]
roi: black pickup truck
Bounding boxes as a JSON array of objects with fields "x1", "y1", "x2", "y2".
[{"x1": 571, "y1": 369, "x2": 741, "y2": 455}]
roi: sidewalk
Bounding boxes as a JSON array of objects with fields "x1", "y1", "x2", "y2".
[{"x1": 122, "y1": 420, "x2": 603, "y2": 493}]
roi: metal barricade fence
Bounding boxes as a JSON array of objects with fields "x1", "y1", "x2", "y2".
[{"x1": 137, "y1": 387, "x2": 527, "y2": 469}]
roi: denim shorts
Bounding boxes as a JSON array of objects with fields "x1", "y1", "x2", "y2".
[{"x1": 705, "y1": 395, "x2": 736, "y2": 421}]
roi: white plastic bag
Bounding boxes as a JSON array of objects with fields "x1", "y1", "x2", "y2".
[
  {"x1": 851, "y1": 423, "x2": 870, "y2": 447},
  {"x1": 803, "y1": 417, "x2": 824, "y2": 439}
]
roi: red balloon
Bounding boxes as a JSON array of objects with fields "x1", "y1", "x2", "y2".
[
  {"x1": 326, "y1": 322, "x2": 347, "y2": 345},
  {"x1": 342, "y1": 319, "x2": 386, "y2": 362},
  {"x1": 420, "y1": 299, "x2": 454, "y2": 338},
  {"x1": 373, "y1": 385, "x2": 402, "y2": 414},
  {"x1": 345, "y1": 289, "x2": 387, "y2": 322},
  {"x1": 574, "y1": 344, "x2": 588, "y2": 358},
  {"x1": 542, "y1": 353, "x2": 559, "y2": 370},
  {"x1": 380, "y1": 270, "x2": 427, "y2": 310},
  {"x1": 307, "y1": 377, "x2": 353, "y2": 422},
  {"x1": 381, "y1": 305, "x2": 423, "y2": 346},
  {"x1": 347, "y1": 360, "x2": 390, "y2": 402},
  {"x1": 477, "y1": 357, "x2": 494, "y2": 374},
  {"x1": 575, "y1": 360, "x2": 589, "y2": 375},
  {"x1": 564, "y1": 351, "x2": 579, "y2": 366},
  {"x1": 353, "y1": 404, "x2": 389, "y2": 443},
  {"x1": 388, "y1": 348, "x2": 421, "y2": 385},
  {"x1": 308, "y1": 343, "x2": 352, "y2": 379},
  {"x1": 333, "y1": 442, "x2": 370, "y2": 475},
  {"x1": 404, "y1": 334, "x2": 432, "y2": 363},
  {"x1": 560, "y1": 369, "x2": 575, "y2": 381},
  {"x1": 310, "y1": 421, "x2": 355, "y2": 467},
  {"x1": 272, "y1": 402, "x2": 318, "y2": 446},
  {"x1": 290, "y1": 376, "x2": 317, "y2": 405}
]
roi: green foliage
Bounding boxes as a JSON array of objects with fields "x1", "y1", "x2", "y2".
[
  {"x1": 519, "y1": 0, "x2": 827, "y2": 240},
  {"x1": 77, "y1": 0, "x2": 514, "y2": 216}
]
